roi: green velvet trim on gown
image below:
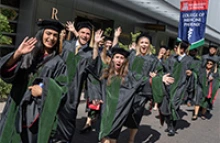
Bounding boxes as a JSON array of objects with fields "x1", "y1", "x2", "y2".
[
  {"x1": 37, "y1": 78, "x2": 65, "y2": 143},
  {"x1": 99, "y1": 77, "x2": 121, "y2": 140},
  {"x1": 169, "y1": 62, "x2": 183, "y2": 120},
  {"x1": 152, "y1": 76, "x2": 163, "y2": 103}
]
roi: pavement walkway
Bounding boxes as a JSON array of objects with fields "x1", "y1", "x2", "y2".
[{"x1": 0, "y1": 91, "x2": 219, "y2": 143}]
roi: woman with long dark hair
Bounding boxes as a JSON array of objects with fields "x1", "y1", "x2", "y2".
[{"x1": 0, "y1": 20, "x2": 67, "y2": 143}]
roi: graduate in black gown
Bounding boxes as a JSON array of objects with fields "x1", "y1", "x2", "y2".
[
  {"x1": 126, "y1": 33, "x2": 162, "y2": 142},
  {"x1": 80, "y1": 28, "x2": 119, "y2": 134},
  {"x1": 201, "y1": 45, "x2": 218, "y2": 68},
  {"x1": 161, "y1": 41, "x2": 194, "y2": 136},
  {"x1": 164, "y1": 41, "x2": 180, "y2": 74},
  {"x1": 186, "y1": 49, "x2": 201, "y2": 107},
  {"x1": 52, "y1": 21, "x2": 101, "y2": 142},
  {"x1": 192, "y1": 56, "x2": 219, "y2": 120},
  {"x1": 88, "y1": 43, "x2": 174, "y2": 143},
  {"x1": 0, "y1": 20, "x2": 67, "y2": 143},
  {"x1": 153, "y1": 45, "x2": 169, "y2": 110}
]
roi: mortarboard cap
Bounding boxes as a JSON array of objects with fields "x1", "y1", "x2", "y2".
[
  {"x1": 135, "y1": 32, "x2": 152, "y2": 44},
  {"x1": 207, "y1": 55, "x2": 219, "y2": 63},
  {"x1": 111, "y1": 45, "x2": 130, "y2": 58},
  {"x1": 180, "y1": 40, "x2": 190, "y2": 50},
  {"x1": 37, "y1": 19, "x2": 64, "y2": 33},
  {"x1": 104, "y1": 36, "x2": 113, "y2": 42},
  {"x1": 209, "y1": 45, "x2": 218, "y2": 49},
  {"x1": 76, "y1": 21, "x2": 93, "y2": 32},
  {"x1": 175, "y1": 41, "x2": 181, "y2": 46},
  {"x1": 160, "y1": 45, "x2": 168, "y2": 50}
]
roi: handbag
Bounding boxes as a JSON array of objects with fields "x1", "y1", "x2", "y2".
[{"x1": 87, "y1": 99, "x2": 100, "y2": 110}]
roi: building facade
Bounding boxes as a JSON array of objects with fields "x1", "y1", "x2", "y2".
[{"x1": 1, "y1": 0, "x2": 219, "y2": 56}]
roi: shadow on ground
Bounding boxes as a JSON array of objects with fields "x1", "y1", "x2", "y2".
[
  {"x1": 118, "y1": 125, "x2": 161, "y2": 143},
  {"x1": 72, "y1": 117, "x2": 99, "y2": 143}
]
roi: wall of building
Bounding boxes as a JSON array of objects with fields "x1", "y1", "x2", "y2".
[
  {"x1": 15, "y1": 0, "x2": 161, "y2": 46},
  {"x1": 16, "y1": 0, "x2": 37, "y2": 46},
  {"x1": 8, "y1": 0, "x2": 220, "y2": 54},
  {"x1": 206, "y1": 0, "x2": 220, "y2": 32}
]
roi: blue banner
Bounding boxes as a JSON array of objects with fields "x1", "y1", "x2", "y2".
[{"x1": 178, "y1": 0, "x2": 209, "y2": 50}]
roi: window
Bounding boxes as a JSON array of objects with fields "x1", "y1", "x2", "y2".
[{"x1": 0, "y1": 0, "x2": 20, "y2": 57}]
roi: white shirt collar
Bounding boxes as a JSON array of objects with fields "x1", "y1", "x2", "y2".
[
  {"x1": 178, "y1": 53, "x2": 186, "y2": 61},
  {"x1": 76, "y1": 40, "x2": 81, "y2": 47}
]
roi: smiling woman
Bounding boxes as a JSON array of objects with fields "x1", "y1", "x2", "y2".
[
  {"x1": 135, "y1": 33, "x2": 152, "y2": 56},
  {"x1": 0, "y1": 20, "x2": 68, "y2": 143},
  {"x1": 43, "y1": 29, "x2": 59, "y2": 50}
]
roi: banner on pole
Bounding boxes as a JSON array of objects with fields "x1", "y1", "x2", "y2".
[{"x1": 178, "y1": 0, "x2": 209, "y2": 50}]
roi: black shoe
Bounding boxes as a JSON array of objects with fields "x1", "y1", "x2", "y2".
[
  {"x1": 80, "y1": 124, "x2": 92, "y2": 134},
  {"x1": 164, "y1": 128, "x2": 169, "y2": 132},
  {"x1": 167, "y1": 129, "x2": 175, "y2": 136}
]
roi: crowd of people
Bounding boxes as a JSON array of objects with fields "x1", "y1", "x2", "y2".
[{"x1": 0, "y1": 19, "x2": 219, "y2": 143}]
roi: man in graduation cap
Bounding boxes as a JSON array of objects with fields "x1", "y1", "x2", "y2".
[
  {"x1": 161, "y1": 40, "x2": 194, "y2": 136},
  {"x1": 0, "y1": 19, "x2": 68, "y2": 143},
  {"x1": 53, "y1": 21, "x2": 100, "y2": 142},
  {"x1": 66, "y1": 21, "x2": 93, "y2": 50}
]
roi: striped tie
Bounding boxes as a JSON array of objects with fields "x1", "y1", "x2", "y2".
[{"x1": 75, "y1": 45, "x2": 81, "y2": 55}]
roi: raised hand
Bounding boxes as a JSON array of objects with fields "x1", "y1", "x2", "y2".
[
  {"x1": 66, "y1": 21, "x2": 76, "y2": 33},
  {"x1": 92, "y1": 29, "x2": 104, "y2": 59},
  {"x1": 114, "y1": 27, "x2": 122, "y2": 38},
  {"x1": 94, "y1": 29, "x2": 105, "y2": 45},
  {"x1": 112, "y1": 27, "x2": 122, "y2": 47},
  {"x1": 16, "y1": 37, "x2": 37, "y2": 56},
  {"x1": 5, "y1": 37, "x2": 37, "y2": 67},
  {"x1": 162, "y1": 73, "x2": 174, "y2": 85},
  {"x1": 129, "y1": 42, "x2": 136, "y2": 50}
]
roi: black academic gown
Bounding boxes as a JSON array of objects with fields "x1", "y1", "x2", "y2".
[
  {"x1": 97, "y1": 72, "x2": 164, "y2": 140},
  {"x1": 164, "y1": 54, "x2": 177, "y2": 74},
  {"x1": 187, "y1": 56, "x2": 201, "y2": 102},
  {"x1": 53, "y1": 40, "x2": 96, "y2": 142},
  {"x1": 129, "y1": 50, "x2": 159, "y2": 76},
  {"x1": 85, "y1": 51, "x2": 167, "y2": 140},
  {"x1": 162, "y1": 55, "x2": 193, "y2": 120},
  {"x1": 202, "y1": 54, "x2": 220, "y2": 87},
  {"x1": 126, "y1": 51, "x2": 162, "y2": 128},
  {"x1": 0, "y1": 52, "x2": 67, "y2": 143},
  {"x1": 194, "y1": 65, "x2": 219, "y2": 108}
]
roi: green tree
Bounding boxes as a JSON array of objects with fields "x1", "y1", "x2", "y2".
[
  {"x1": 0, "y1": 12, "x2": 12, "y2": 100},
  {"x1": 0, "y1": 78, "x2": 12, "y2": 100},
  {"x1": 0, "y1": 12, "x2": 12, "y2": 45}
]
